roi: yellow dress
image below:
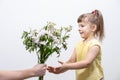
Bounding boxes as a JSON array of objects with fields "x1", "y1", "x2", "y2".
[{"x1": 75, "y1": 39, "x2": 104, "y2": 80}]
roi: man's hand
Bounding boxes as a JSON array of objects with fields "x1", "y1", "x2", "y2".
[{"x1": 32, "y1": 64, "x2": 47, "y2": 76}]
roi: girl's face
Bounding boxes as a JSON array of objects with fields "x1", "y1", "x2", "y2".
[{"x1": 78, "y1": 22, "x2": 93, "y2": 40}]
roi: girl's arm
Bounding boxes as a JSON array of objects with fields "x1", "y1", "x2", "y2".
[{"x1": 64, "y1": 45, "x2": 100, "y2": 69}]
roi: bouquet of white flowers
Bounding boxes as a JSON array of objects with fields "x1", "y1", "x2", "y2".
[{"x1": 21, "y1": 22, "x2": 72, "y2": 80}]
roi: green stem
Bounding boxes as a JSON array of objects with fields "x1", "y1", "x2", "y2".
[{"x1": 39, "y1": 76, "x2": 43, "y2": 80}]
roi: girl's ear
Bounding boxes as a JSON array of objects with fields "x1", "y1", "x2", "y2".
[{"x1": 91, "y1": 24, "x2": 97, "y2": 32}]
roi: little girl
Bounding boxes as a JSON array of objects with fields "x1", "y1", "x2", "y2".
[{"x1": 47, "y1": 10, "x2": 104, "y2": 80}]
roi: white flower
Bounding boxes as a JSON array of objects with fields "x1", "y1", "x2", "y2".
[
  {"x1": 32, "y1": 36, "x2": 39, "y2": 44},
  {"x1": 53, "y1": 36, "x2": 59, "y2": 44},
  {"x1": 29, "y1": 29, "x2": 38, "y2": 37},
  {"x1": 38, "y1": 30, "x2": 47, "y2": 36},
  {"x1": 40, "y1": 41, "x2": 47, "y2": 45}
]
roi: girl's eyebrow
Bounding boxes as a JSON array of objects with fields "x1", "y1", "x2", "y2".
[{"x1": 79, "y1": 23, "x2": 85, "y2": 26}]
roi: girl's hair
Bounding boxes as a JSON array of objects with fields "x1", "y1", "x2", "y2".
[{"x1": 77, "y1": 10, "x2": 104, "y2": 41}]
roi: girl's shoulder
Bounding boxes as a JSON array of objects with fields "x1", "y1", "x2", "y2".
[
  {"x1": 91, "y1": 39, "x2": 100, "y2": 44},
  {"x1": 75, "y1": 39, "x2": 101, "y2": 48},
  {"x1": 89, "y1": 39, "x2": 101, "y2": 47}
]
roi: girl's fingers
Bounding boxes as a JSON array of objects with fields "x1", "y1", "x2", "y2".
[
  {"x1": 47, "y1": 66, "x2": 55, "y2": 72},
  {"x1": 58, "y1": 61, "x2": 64, "y2": 64}
]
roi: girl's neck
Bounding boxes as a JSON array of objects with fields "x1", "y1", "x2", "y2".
[{"x1": 83, "y1": 35, "x2": 95, "y2": 43}]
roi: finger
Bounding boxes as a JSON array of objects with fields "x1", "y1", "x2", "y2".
[
  {"x1": 47, "y1": 66, "x2": 54, "y2": 72},
  {"x1": 58, "y1": 61, "x2": 64, "y2": 64},
  {"x1": 55, "y1": 67, "x2": 60, "y2": 69},
  {"x1": 55, "y1": 67, "x2": 61, "y2": 71},
  {"x1": 47, "y1": 66, "x2": 54, "y2": 69},
  {"x1": 47, "y1": 68, "x2": 52, "y2": 72},
  {"x1": 47, "y1": 69, "x2": 55, "y2": 73},
  {"x1": 47, "y1": 67, "x2": 52, "y2": 71},
  {"x1": 42, "y1": 64, "x2": 47, "y2": 67},
  {"x1": 43, "y1": 66, "x2": 47, "y2": 70}
]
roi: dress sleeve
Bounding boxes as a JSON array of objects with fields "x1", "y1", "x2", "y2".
[{"x1": 89, "y1": 40, "x2": 101, "y2": 49}]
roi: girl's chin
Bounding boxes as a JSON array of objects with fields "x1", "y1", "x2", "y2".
[
  {"x1": 80, "y1": 36, "x2": 86, "y2": 39},
  {"x1": 80, "y1": 35, "x2": 85, "y2": 38}
]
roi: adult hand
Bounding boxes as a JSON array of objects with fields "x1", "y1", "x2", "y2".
[{"x1": 32, "y1": 64, "x2": 47, "y2": 76}]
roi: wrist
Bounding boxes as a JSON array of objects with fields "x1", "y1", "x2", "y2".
[
  {"x1": 64, "y1": 63, "x2": 74, "y2": 70},
  {"x1": 28, "y1": 68, "x2": 36, "y2": 77},
  {"x1": 63, "y1": 63, "x2": 70, "y2": 70}
]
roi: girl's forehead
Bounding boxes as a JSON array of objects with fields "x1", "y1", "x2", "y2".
[
  {"x1": 78, "y1": 21, "x2": 92, "y2": 27},
  {"x1": 79, "y1": 17, "x2": 92, "y2": 26},
  {"x1": 78, "y1": 21, "x2": 87, "y2": 25}
]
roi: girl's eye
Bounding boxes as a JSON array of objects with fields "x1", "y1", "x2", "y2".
[{"x1": 81, "y1": 25, "x2": 84, "y2": 27}]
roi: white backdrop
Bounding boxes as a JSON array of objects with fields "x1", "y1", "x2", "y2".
[{"x1": 0, "y1": 0, "x2": 120, "y2": 80}]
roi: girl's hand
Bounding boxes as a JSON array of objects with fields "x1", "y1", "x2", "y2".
[
  {"x1": 47, "y1": 61, "x2": 68, "y2": 74},
  {"x1": 47, "y1": 66, "x2": 56, "y2": 73}
]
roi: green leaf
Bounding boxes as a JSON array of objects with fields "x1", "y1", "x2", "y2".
[
  {"x1": 21, "y1": 31, "x2": 29, "y2": 39},
  {"x1": 62, "y1": 43, "x2": 67, "y2": 50},
  {"x1": 63, "y1": 35, "x2": 69, "y2": 42}
]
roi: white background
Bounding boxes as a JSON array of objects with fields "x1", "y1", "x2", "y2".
[{"x1": 0, "y1": 0, "x2": 120, "y2": 80}]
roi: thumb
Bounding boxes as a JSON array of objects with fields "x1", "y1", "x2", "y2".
[{"x1": 58, "y1": 61, "x2": 64, "y2": 64}]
